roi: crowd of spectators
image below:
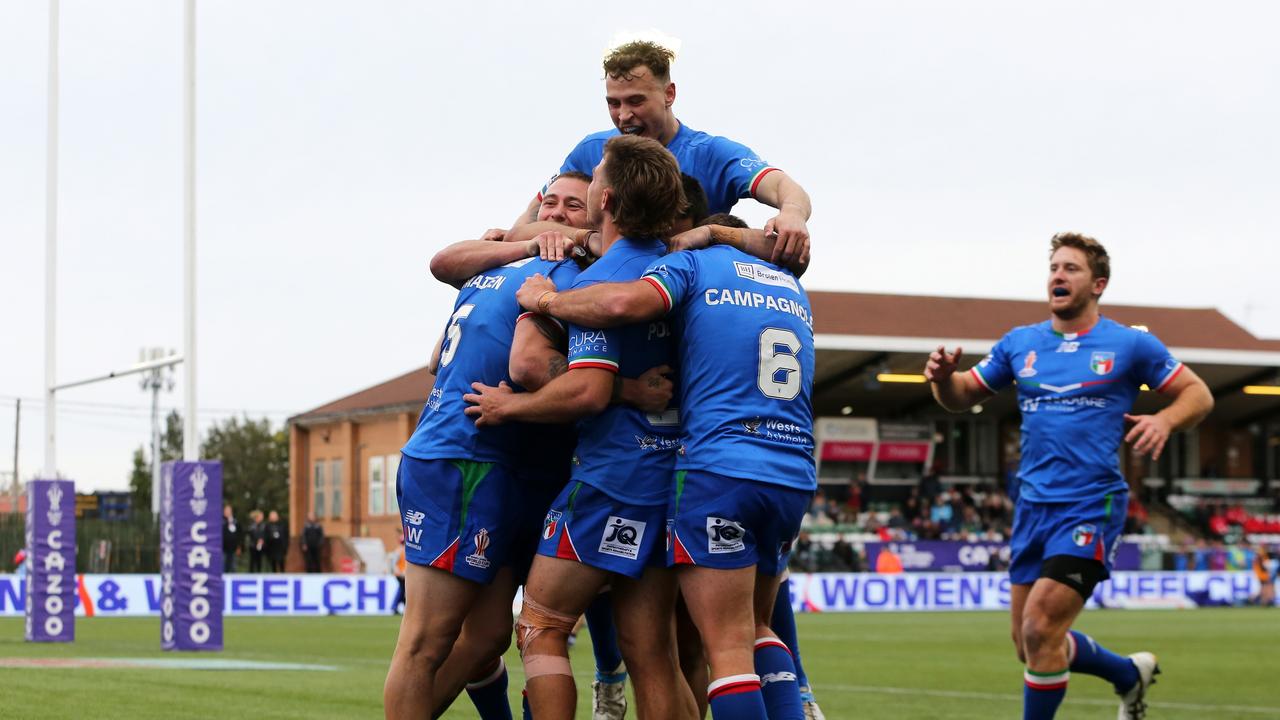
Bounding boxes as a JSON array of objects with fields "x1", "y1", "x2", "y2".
[{"x1": 801, "y1": 480, "x2": 1014, "y2": 543}]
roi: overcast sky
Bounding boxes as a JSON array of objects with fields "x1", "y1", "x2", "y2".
[{"x1": 1, "y1": 1, "x2": 1277, "y2": 492}]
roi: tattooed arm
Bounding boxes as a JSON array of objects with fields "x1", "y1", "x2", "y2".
[{"x1": 509, "y1": 314, "x2": 568, "y2": 391}]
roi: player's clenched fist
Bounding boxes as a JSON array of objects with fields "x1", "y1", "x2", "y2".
[
  {"x1": 925, "y1": 345, "x2": 963, "y2": 383},
  {"x1": 516, "y1": 274, "x2": 559, "y2": 314}
]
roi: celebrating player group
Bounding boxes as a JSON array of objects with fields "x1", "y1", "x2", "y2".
[{"x1": 384, "y1": 38, "x2": 1213, "y2": 720}]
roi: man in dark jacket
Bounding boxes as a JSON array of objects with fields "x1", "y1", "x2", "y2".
[
  {"x1": 265, "y1": 510, "x2": 286, "y2": 573},
  {"x1": 301, "y1": 515, "x2": 324, "y2": 573},
  {"x1": 221, "y1": 504, "x2": 240, "y2": 573}
]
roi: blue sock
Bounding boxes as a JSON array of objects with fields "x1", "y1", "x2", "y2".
[
  {"x1": 1068, "y1": 630, "x2": 1139, "y2": 693},
  {"x1": 755, "y1": 638, "x2": 804, "y2": 720},
  {"x1": 708, "y1": 674, "x2": 767, "y2": 720},
  {"x1": 770, "y1": 579, "x2": 811, "y2": 691},
  {"x1": 585, "y1": 592, "x2": 625, "y2": 681},
  {"x1": 1023, "y1": 669, "x2": 1068, "y2": 719},
  {"x1": 464, "y1": 658, "x2": 512, "y2": 720}
]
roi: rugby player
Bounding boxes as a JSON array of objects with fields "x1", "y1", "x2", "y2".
[
  {"x1": 464, "y1": 134, "x2": 699, "y2": 720},
  {"x1": 516, "y1": 39, "x2": 812, "y2": 266},
  {"x1": 414, "y1": 172, "x2": 673, "y2": 720},
  {"x1": 924, "y1": 233, "x2": 1214, "y2": 720},
  {"x1": 381, "y1": 173, "x2": 596, "y2": 719},
  {"x1": 505, "y1": 212, "x2": 817, "y2": 720}
]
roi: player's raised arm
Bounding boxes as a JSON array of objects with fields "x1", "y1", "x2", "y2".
[
  {"x1": 673, "y1": 222, "x2": 809, "y2": 276},
  {"x1": 753, "y1": 170, "x2": 812, "y2": 266},
  {"x1": 926, "y1": 346, "x2": 991, "y2": 412},
  {"x1": 429, "y1": 239, "x2": 537, "y2": 288},
  {"x1": 1124, "y1": 366, "x2": 1214, "y2": 460}
]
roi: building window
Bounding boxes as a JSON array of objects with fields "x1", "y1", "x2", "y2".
[
  {"x1": 386, "y1": 454, "x2": 401, "y2": 515},
  {"x1": 330, "y1": 459, "x2": 343, "y2": 519},
  {"x1": 369, "y1": 455, "x2": 386, "y2": 516},
  {"x1": 313, "y1": 460, "x2": 326, "y2": 518}
]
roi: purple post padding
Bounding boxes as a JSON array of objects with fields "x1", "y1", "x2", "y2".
[
  {"x1": 160, "y1": 461, "x2": 224, "y2": 651},
  {"x1": 25, "y1": 479, "x2": 76, "y2": 643}
]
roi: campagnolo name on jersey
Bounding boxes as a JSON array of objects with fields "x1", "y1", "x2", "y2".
[
  {"x1": 703, "y1": 288, "x2": 809, "y2": 324},
  {"x1": 461, "y1": 274, "x2": 507, "y2": 291}
]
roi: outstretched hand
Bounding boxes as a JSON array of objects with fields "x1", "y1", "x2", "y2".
[{"x1": 924, "y1": 346, "x2": 963, "y2": 384}]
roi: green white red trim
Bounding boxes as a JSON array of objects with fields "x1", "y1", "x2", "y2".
[
  {"x1": 568, "y1": 356, "x2": 619, "y2": 373},
  {"x1": 749, "y1": 167, "x2": 779, "y2": 196},
  {"x1": 642, "y1": 275, "x2": 674, "y2": 312},
  {"x1": 970, "y1": 366, "x2": 996, "y2": 394},
  {"x1": 1024, "y1": 668, "x2": 1070, "y2": 691}
]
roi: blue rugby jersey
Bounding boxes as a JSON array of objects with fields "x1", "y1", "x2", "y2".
[
  {"x1": 642, "y1": 245, "x2": 816, "y2": 491},
  {"x1": 971, "y1": 317, "x2": 1184, "y2": 503},
  {"x1": 403, "y1": 257, "x2": 580, "y2": 464},
  {"x1": 546, "y1": 123, "x2": 777, "y2": 216},
  {"x1": 565, "y1": 236, "x2": 679, "y2": 506}
]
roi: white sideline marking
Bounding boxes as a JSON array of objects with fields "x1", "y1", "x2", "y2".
[{"x1": 823, "y1": 683, "x2": 1280, "y2": 716}]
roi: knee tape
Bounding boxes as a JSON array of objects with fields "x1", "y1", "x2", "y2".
[{"x1": 515, "y1": 597, "x2": 578, "y2": 655}]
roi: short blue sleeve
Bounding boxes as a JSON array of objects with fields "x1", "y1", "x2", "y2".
[
  {"x1": 567, "y1": 323, "x2": 620, "y2": 374},
  {"x1": 972, "y1": 332, "x2": 1015, "y2": 392},
  {"x1": 699, "y1": 136, "x2": 774, "y2": 200},
  {"x1": 1131, "y1": 331, "x2": 1183, "y2": 391},
  {"x1": 641, "y1": 251, "x2": 698, "y2": 312}
]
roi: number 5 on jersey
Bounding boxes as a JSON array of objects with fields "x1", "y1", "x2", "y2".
[{"x1": 439, "y1": 304, "x2": 475, "y2": 368}]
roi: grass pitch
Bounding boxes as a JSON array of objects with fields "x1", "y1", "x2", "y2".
[{"x1": 1, "y1": 608, "x2": 1278, "y2": 719}]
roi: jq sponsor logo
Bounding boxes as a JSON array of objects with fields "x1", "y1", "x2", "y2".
[
  {"x1": 598, "y1": 516, "x2": 646, "y2": 560},
  {"x1": 706, "y1": 517, "x2": 746, "y2": 554}
]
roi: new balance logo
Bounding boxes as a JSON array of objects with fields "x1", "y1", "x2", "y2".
[
  {"x1": 760, "y1": 671, "x2": 797, "y2": 686},
  {"x1": 403, "y1": 510, "x2": 425, "y2": 526}
]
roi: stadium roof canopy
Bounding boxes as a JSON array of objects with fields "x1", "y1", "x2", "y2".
[{"x1": 291, "y1": 291, "x2": 1280, "y2": 428}]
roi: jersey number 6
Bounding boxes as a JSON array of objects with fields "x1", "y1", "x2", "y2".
[{"x1": 758, "y1": 327, "x2": 802, "y2": 400}]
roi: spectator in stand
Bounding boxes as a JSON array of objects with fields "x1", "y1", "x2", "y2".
[
  {"x1": 847, "y1": 473, "x2": 866, "y2": 515},
  {"x1": 887, "y1": 506, "x2": 907, "y2": 532},
  {"x1": 792, "y1": 532, "x2": 815, "y2": 572},
  {"x1": 957, "y1": 506, "x2": 985, "y2": 539},
  {"x1": 247, "y1": 510, "x2": 267, "y2": 573},
  {"x1": 832, "y1": 538, "x2": 856, "y2": 571},
  {"x1": 302, "y1": 515, "x2": 324, "y2": 573},
  {"x1": 222, "y1": 504, "x2": 240, "y2": 573},
  {"x1": 265, "y1": 510, "x2": 286, "y2": 573},
  {"x1": 920, "y1": 465, "x2": 942, "y2": 502},
  {"x1": 930, "y1": 493, "x2": 954, "y2": 530},
  {"x1": 903, "y1": 488, "x2": 923, "y2": 523}
]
